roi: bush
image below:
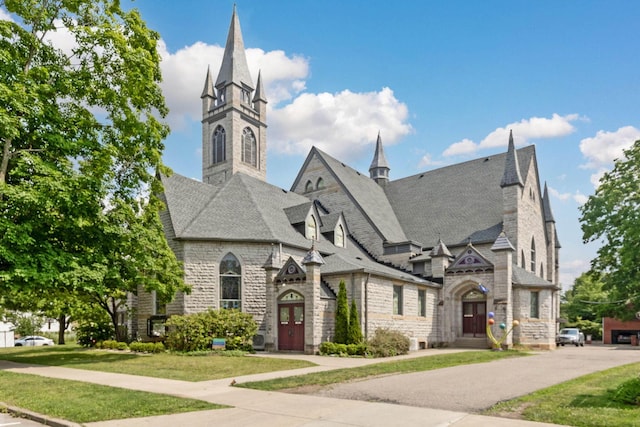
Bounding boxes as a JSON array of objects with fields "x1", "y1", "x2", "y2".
[
  {"x1": 164, "y1": 309, "x2": 258, "y2": 352},
  {"x1": 612, "y1": 376, "x2": 640, "y2": 406},
  {"x1": 319, "y1": 341, "x2": 367, "y2": 356},
  {"x1": 367, "y1": 328, "x2": 410, "y2": 357},
  {"x1": 75, "y1": 316, "x2": 114, "y2": 347},
  {"x1": 129, "y1": 341, "x2": 165, "y2": 354}
]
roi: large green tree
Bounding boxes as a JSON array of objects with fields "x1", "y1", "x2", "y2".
[
  {"x1": 334, "y1": 281, "x2": 349, "y2": 344},
  {"x1": 580, "y1": 139, "x2": 640, "y2": 320},
  {"x1": 0, "y1": 0, "x2": 187, "y2": 339}
]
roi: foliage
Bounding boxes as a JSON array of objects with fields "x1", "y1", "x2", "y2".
[
  {"x1": 129, "y1": 341, "x2": 165, "y2": 353},
  {"x1": 334, "y1": 280, "x2": 349, "y2": 344},
  {"x1": 165, "y1": 309, "x2": 258, "y2": 352},
  {"x1": 367, "y1": 328, "x2": 410, "y2": 357},
  {"x1": 580, "y1": 139, "x2": 640, "y2": 320},
  {"x1": 347, "y1": 298, "x2": 363, "y2": 344},
  {"x1": 75, "y1": 310, "x2": 115, "y2": 347},
  {"x1": 561, "y1": 272, "x2": 610, "y2": 332},
  {"x1": 568, "y1": 317, "x2": 602, "y2": 340},
  {"x1": 319, "y1": 341, "x2": 367, "y2": 356},
  {"x1": 0, "y1": 0, "x2": 187, "y2": 340},
  {"x1": 96, "y1": 339, "x2": 128, "y2": 350},
  {"x1": 612, "y1": 375, "x2": 640, "y2": 406},
  {"x1": 3, "y1": 311, "x2": 45, "y2": 337}
]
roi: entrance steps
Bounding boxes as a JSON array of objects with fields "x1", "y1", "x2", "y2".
[{"x1": 454, "y1": 337, "x2": 490, "y2": 349}]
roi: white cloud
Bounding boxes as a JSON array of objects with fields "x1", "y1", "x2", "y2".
[
  {"x1": 269, "y1": 87, "x2": 412, "y2": 161},
  {"x1": 443, "y1": 113, "x2": 580, "y2": 157},
  {"x1": 548, "y1": 186, "x2": 588, "y2": 205},
  {"x1": 157, "y1": 40, "x2": 309, "y2": 129},
  {"x1": 1, "y1": 8, "x2": 14, "y2": 21},
  {"x1": 579, "y1": 126, "x2": 640, "y2": 186}
]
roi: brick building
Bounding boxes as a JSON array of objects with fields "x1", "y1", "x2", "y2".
[{"x1": 135, "y1": 7, "x2": 561, "y2": 352}]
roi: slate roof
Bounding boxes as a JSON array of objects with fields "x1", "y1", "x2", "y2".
[
  {"x1": 310, "y1": 148, "x2": 408, "y2": 243},
  {"x1": 386, "y1": 145, "x2": 536, "y2": 248},
  {"x1": 512, "y1": 265, "x2": 559, "y2": 288},
  {"x1": 161, "y1": 171, "x2": 430, "y2": 286}
]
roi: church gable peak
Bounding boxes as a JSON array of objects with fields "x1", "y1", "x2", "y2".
[{"x1": 449, "y1": 245, "x2": 493, "y2": 271}]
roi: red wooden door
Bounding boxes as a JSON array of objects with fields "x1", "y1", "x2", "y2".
[
  {"x1": 462, "y1": 301, "x2": 486, "y2": 337},
  {"x1": 278, "y1": 303, "x2": 304, "y2": 351}
]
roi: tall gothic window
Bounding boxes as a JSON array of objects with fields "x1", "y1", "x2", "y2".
[
  {"x1": 220, "y1": 253, "x2": 241, "y2": 309},
  {"x1": 213, "y1": 126, "x2": 226, "y2": 164},
  {"x1": 530, "y1": 238, "x2": 536, "y2": 272},
  {"x1": 242, "y1": 127, "x2": 257, "y2": 167}
]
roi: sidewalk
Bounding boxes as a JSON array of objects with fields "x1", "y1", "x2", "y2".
[{"x1": 1, "y1": 349, "x2": 562, "y2": 427}]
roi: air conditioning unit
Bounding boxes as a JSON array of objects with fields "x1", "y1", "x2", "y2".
[{"x1": 252, "y1": 332, "x2": 266, "y2": 350}]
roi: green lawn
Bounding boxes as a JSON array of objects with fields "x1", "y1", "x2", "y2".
[
  {"x1": 237, "y1": 350, "x2": 528, "y2": 390},
  {"x1": 0, "y1": 370, "x2": 223, "y2": 423},
  {"x1": 0, "y1": 344, "x2": 315, "y2": 381},
  {"x1": 484, "y1": 362, "x2": 640, "y2": 427}
]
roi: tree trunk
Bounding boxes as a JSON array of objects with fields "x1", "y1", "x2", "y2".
[{"x1": 57, "y1": 314, "x2": 67, "y2": 345}]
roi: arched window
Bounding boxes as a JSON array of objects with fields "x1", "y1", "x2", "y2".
[
  {"x1": 540, "y1": 264, "x2": 544, "y2": 278},
  {"x1": 306, "y1": 215, "x2": 317, "y2": 240},
  {"x1": 530, "y1": 238, "x2": 536, "y2": 272},
  {"x1": 216, "y1": 87, "x2": 226, "y2": 106},
  {"x1": 212, "y1": 126, "x2": 226, "y2": 164},
  {"x1": 335, "y1": 224, "x2": 345, "y2": 247},
  {"x1": 220, "y1": 253, "x2": 241, "y2": 309},
  {"x1": 316, "y1": 177, "x2": 324, "y2": 190},
  {"x1": 305, "y1": 180, "x2": 313, "y2": 192},
  {"x1": 241, "y1": 127, "x2": 257, "y2": 167},
  {"x1": 521, "y1": 250, "x2": 525, "y2": 269}
]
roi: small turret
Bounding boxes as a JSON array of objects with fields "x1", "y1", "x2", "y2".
[
  {"x1": 201, "y1": 66, "x2": 216, "y2": 115},
  {"x1": 500, "y1": 130, "x2": 523, "y2": 188},
  {"x1": 369, "y1": 132, "x2": 390, "y2": 186}
]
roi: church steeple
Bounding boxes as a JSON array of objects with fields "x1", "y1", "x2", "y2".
[
  {"x1": 500, "y1": 130, "x2": 523, "y2": 188},
  {"x1": 215, "y1": 4, "x2": 254, "y2": 90},
  {"x1": 201, "y1": 6, "x2": 267, "y2": 186},
  {"x1": 369, "y1": 132, "x2": 390, "y2": 186}
]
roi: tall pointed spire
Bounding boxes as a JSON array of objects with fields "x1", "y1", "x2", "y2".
[
  {"x1": 500, "y1": 130, "x2": 523, "y2": 188},
  {"x1": 369, "y1": 131, "x2": 390, "y2": 185},
  {"x1": 542, "y1": 182, "x2": 555, "y2": 222},
  {"x1": 215, "y1": 5, "x2": 254, "y2": 89},
  {"x1": 253, "y1": 70, "x2": 267, "y2": 103}
]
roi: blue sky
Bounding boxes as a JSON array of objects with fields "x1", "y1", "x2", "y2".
[{"x1": 3, "y1": 1, "x2": 639, "y2": 289}]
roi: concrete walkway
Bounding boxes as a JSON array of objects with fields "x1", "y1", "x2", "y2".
[{"x1": 2, "y1": 346, "x2": 636, "y2": 427}]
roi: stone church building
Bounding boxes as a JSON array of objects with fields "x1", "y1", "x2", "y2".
[{"x1": 135, "y1": 8, "x2": 561, "y2": 352}]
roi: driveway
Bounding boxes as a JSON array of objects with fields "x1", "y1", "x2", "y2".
[{"x1": 311, "y1": 345, "x2": 640, "y2": 412}]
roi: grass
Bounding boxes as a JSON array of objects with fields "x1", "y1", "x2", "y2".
[
  {"x1": 237, "y1": 349, "x2": 529, "y2": 391},
  {"x1": 0, "y1": 370, "x2": 223, "y2": 423},
  {"x1": 484, "y1": 362, "x2": 640, "y2": 427},
  {"x1": 0, "y1": 344, "x2": 316, "y2": 381}
]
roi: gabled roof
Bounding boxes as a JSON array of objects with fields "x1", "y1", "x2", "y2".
[
  {"x1": 161, "y1": 172, "x2": 432, "y2": 285},
  {"x1": 299, "y1": 147, "x2": 408, "y2": 243},
  {"x1": 387, "y1": 145, "x2": 536, "y2": 247},
  {"x1": 163, "y1": 172, "x2": 312, "y2": 246}
]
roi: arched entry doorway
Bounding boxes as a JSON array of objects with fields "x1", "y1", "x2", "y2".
[
  {"x1": 462, "y1": 289, "x2": 486, "y2": 337},
  {"x1": 278, "y1": 290, "x2": 305, "y2": 351}
]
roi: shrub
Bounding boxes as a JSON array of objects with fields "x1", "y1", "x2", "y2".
[
  {"x1": 367, "y1": 328, "x2": 410, "y2": 357},
  {"x1": 612, "y1": 376, "x2": 640, "y2": 406},
  {"x1": 347, "y1": 299, "x2": 363, "y2": 344},
  {"x1": 129, "y1": 341, "x2": 165, "y2": 354},
  {"x1": 75, "y1": 317, "x2": 114, "y2": 347},
  {"x1": 319, "y1": 341, "x2": 367, "y2": 356},
  {"x1": 335, "y1": 281, "x2": 349, "y2": 344},
  {"x1": 165, "y1": 309, "x2": 258, "y2": 352}
]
